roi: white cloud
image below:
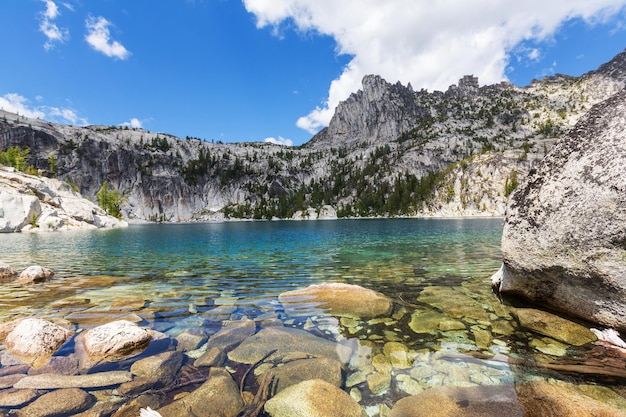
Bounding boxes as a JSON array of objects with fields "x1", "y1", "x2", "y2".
[
  {"x1": 0, "y1": 93, "x2": 88, "y2": 125},
  {"x1": 85, "y1": 16, "x2": 131, "y2": 60},
  {"x1": 264, "y1": 136, "x2": 293, "y2": 146},
  {"x1": 121, "y1": 117, "x2": 143, "y2": 129},
  {"x1": 0, "y1": 94, "x2": 45, "y2": 119},
  {"x1": 244, "y1": 0, "x2": 626, "y2": 133},
  {"x1": 39, "y1": 0, "x2": 69, "y2": 50}
]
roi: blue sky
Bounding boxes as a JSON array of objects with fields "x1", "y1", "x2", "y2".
[{"x1": 1, "y1": 1, "x2": 625, "y2": 146}]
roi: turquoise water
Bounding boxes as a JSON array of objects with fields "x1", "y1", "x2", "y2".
[
  {"x1": 0, "y1": 218, "x2": 502, "y2": 320},
  {"x1": 0, "y1": 218, "x2": 624, "y2": 414}
]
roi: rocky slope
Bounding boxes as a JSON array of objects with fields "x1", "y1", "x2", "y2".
[
  {"x1": 493, "y1": 85, "x2": 626, "y2": 331},
  {"x1": 1, "y1": 48, "x2": 625, "y2": 222},
  {"x1": 0, "y1": 165, "x2": 125, "y2": 232}
]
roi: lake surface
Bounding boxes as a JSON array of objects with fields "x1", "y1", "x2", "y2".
[{"x1": 0, "y1": 218, "x2": 624, "y2": 415}]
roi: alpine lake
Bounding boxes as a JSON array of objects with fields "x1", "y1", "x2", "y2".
[{"x1": 0, "y1": 218, "x2": 625, "y2": 416}]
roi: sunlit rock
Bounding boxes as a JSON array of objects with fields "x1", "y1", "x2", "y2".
[
  {"x1": 5, "y1": 318, "x2": 71, "y2": 368},
  {"x1": 79, "y1": 320, "x2": 152, "y2": 363},
  {"x1": 14, "y1": 388, "x2": 94, "y2": 417},
  {"x1": 512, "y1": 308, "x2": 597, "y2": 346},
  {"x1": 264, "y1": 379, "x2": 367, "y2": 417},
  {"x1": 16, "y1": 265, "x2": 54, "y2": 285},
  {"x1": 279, "y1": 283, "x2": 392, "y2": 319},
  {"x1": 258, "y1": 357, "x2": 343, "y2": 393},
  {"x1": 495, "y1": 87, "x2": 626, "y2": 331}
]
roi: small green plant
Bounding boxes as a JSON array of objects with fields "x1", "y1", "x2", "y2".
[
  {"x1": 65, "y1": 179, "x2": 79, "y2": 192},
  {"x1": 48, "y1": 154, "x2": 58, "y2": 175},
  {"x1": 95, "y1": 181, "x2": 126, "y2": 220},
  {"x1": 504, "y1": 170, "x2": 519, "y2": 197},
  {"x1": 29, "y1": 213, "x2": 39, "y2": 228}
]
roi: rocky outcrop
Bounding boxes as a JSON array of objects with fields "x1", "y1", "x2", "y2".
[
  {"x1": 493, "y1": 86, "x2": 626, "y2": 331},
  {"x1": 16, "y1": 265, "x2": 54, "y2": 284},
  {"x1": 0, "y1": 165, "x2": 126, "y2": 232}
]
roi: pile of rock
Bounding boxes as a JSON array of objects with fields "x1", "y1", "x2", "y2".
[
  {"x1": 0, "y1": 263, "x2": 54, "y2": 285},
  {"x1": 0, "y1": 165, "x2": 126, "y2": 232}
]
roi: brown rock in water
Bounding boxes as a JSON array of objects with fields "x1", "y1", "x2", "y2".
[
  {"x1": 156, "y1": 367, "x2": 243, "y2": 417},
  {"x1": 130, "y1": 350, "x2": 183, "y2": 385},
  {"x1": 5, "y1": 318, "x2": 71, "y2": 368},
  {"x1": 264, "y1": 379, "x2": 367, "y2": 417},
  {"x1": 259, "y1": 357, "x2": 343, "y2": 394},
  {"x1": 228, "y1": 327, "x2": 350, "y2": 365},
  {"x1": 493, "y1": 87, "x2": 626, "y2": 331},
  {"x1": 516, "y1": 379, "x2": 626, "y2": 417},
  {"x1": 388, "y1": 384, "x2": 524, "y2": 417},
  {"x1": 512, "y1": 308, "x2": 597, "y2": 346},
  {"x1": 279, "y1": 283, "x2": 392, "y2": 319},
  {"x1": 15, "y1": 388, "x2": 94, "y2": 417},
  {"x1": 205, "y1": 317, "x2": 256, "y2": 352}
]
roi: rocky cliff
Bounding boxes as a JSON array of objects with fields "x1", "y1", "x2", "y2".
[
  {"x1": 0, "y1": 165, "x2": 125, "y2": 232},
  {"x1": 1, "y1": 48, "x2": 626, "y2": 222},
  {"x1": 493, "y1": 85, "x2": 626, "y2": 331}
]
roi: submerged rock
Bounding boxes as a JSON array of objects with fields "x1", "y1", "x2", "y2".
[
  {"x1": 5, "y1": 318, "x2": 71, "y2": 368},
  {"x1": 388, "y1": 384, "x2": 524, "y2": 417},
  {"x1": 279, "y1": 283, "x2": 392, "y2": 319},
  {"x1": 228, "y1": 327, "x2": 350, "y2": 365},
  {"x1": 494, "y1": 87, "x2": 626, "y2": 331},
  {"x1": 264, "y1": 379, "x2": 367, "y2": 417},
  {"x1": 15, "y1": 388, "x2": 94, "y2": 417},
  {"x1": 512, "y1": 308, "x2": 597, "y2": 346},
  {"x1": 259, "y1": 357, "x2": 343, "y2": 393},
  {"x1": 156, "y1": 367, "x2": 243, "y2": 417},
  {"x1": 14, "y1": 371, "x2": 132, "y2": 389}
]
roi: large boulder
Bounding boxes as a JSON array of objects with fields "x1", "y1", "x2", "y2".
[
  {"x1": 4, "y1": 318, "x2": 71, "y2": 368},
  {"x1": 17, "y1": 265, "x2": 54, "y2": 284},
  {"x1": 0, "y1": 262, "x2": 17, "y2": 280},
  {"x1": 79, "y1": 320, "x2": 152, "y2": 363},
  {"x1": 279, "y1": 283, "x2": 392, "y2": 319},
  {"x1": 0, "y1": 192, "x2": 41, "y2": 232},
  {"x1": 493, "y1": 87, "x2": 626, "y2": 331}
]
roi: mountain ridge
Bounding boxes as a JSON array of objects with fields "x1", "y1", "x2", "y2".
[{"x1": 1, "y1": 48, "x2": 625, "y2": 223}]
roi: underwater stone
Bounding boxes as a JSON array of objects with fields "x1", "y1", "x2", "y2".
[{"x1": 513, "y1": 308, "x2": 597, "y2": 346}]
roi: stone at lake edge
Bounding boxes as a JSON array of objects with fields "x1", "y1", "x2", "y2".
[
  {"x1": 5, "y1": 318, "x2": 71, "y2": 368},
  {"x1": 0, "y1": 262, "x2": 17, "y2": 280},
  {"x1": 512, "y1": 308, "x2": 597, "y2": 346},
  {"x1": 15, "y1": 388, "x2": 94, "y2": 417},
  {"x1": 279, "y1": 283, "x2": 392, "y2": 319},
  {"x1": 493, "y1": 87, "x2": 626, "y2": 331},
  {"x1": 17, "y1": 265, "x2": 54, "y2": 285},
  {"x1": 264, "y1": 379, "x2": 367, "y2": 417},
  {"x1": 80, "y1": 320, "x2": 152, "y2": 362}
]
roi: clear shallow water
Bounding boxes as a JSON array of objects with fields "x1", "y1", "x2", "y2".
[{"x1": 0, "y1": 218, "x2": 624, "y2": 415}]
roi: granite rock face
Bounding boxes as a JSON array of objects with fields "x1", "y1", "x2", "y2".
[{"x1": 494, "y1": 87, "x2": 626, "y2": 331}]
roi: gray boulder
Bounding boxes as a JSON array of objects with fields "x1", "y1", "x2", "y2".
[
  {"x1": 5, "y1": 318, "x2": 71, "y2": 368},
  {"x1": 493, "y1": 87, "x2": 626, "y2": 331},
  {"x1": 0, "y1": 262, "x2": 17, "y2": 280},
  {"x1": 79, "y1": 320, "x2": 152, "y2": 363},
  {"x1": 17, "y1": 265, "x2": 54, "y2": 284}
]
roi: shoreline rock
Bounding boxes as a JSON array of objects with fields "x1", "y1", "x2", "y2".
[{"x1": 494, "y1": 86, "x2": 626, "y2": 331}]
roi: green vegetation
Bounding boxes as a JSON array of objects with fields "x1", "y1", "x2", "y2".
[
  {"x1": 504, "y1": 170, "x2": 519, "y2": 197},
  {"x1": 95, "y1": 181, "x2": 126, "y2": 219},
  {"x1": 0, "y1": 146, "x2": 31, "y2": 171},
  {"x1": 48, "y1": 154, "x2": 58, "y2": 175}
]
